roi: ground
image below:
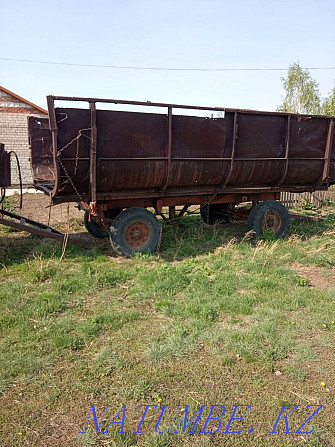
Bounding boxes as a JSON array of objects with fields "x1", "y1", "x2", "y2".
[
  {"x1": 0, "y1": 193, "x2": 335, "y2": 447},
  {"x1": 18, "y1": 192, "x2": 82, "y2": 226},
  {"x1": 292, "y1": 264, "x2": 335, "y2": 289}
]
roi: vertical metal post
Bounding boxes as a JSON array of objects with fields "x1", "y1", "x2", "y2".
[
  {"x1": 219, "y1": 111, "x2": 238, "y2": 190},
  {"x1": 312, "y1": 118, "x2": 334, "y2": 191},
  {"x1": 276, "y1": 115, "x2": 291, "y2": 186},
  {"x1": 322, "y1": 119, "x2": 334, "y2": 183},
  {"x1": 209, "y1": 112, "x2": 238, "y2": 204},
  {"x1": 161, "y1": 106, "x2": 173, "y2": 192},
  {"x1": 47, "y1": 95, "x2": 60, "y2": 198},
  {"x1": 169, "y1": 206, "x2": 176, "y2": 220},
  {"x1": 89, "y1": 102, "x2": 97, "y2": 205}
]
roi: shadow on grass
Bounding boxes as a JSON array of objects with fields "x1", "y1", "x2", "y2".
[
  {"x1": 289, "y1": 212, "x2": 335, "y2": 237},
  {"x1": 0, "y1": 230, "x2": 117, "y2": 269},
  {"x1": 1, "y1": 208, "x2": 335, "y2": 266},
  {"x1": 159, "y1": 214, "x2": 248, "y2": 261},
  {"x1": 160, "y1": 210, "x2": 335, "y2": 261}
]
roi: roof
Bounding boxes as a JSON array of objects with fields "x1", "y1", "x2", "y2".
[{"x1": 0, "y1": 85, "x2": 47, "y2": 114}]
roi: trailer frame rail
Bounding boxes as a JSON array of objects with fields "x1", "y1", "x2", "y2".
[{"x1": 0, "y1": 208, "x2": 65, "y2": 242}]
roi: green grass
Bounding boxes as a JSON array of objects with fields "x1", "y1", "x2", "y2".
[{"x1": 0, "y1": 203, "x2": 335, "y2": 446}]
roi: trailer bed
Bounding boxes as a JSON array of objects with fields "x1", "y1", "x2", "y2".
[{"x1": 29, "y1": 96, "x2": 335, "y2": 207}]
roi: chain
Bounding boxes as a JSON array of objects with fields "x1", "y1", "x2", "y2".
[
  {"x1": 56, "y1": 128, "x2": 91, "y2": 203},
  {"x1": 57, "y1": 156, "x2": 85, "y2": 202},
  {"x1": 57, "y1": 128, "x2": 91, "y2": 154},
  {"x1": 72, "y1": 133, "x2": 81, "y2": 177}
]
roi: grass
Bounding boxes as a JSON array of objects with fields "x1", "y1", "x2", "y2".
[{"x1": 0, "y1": 200, "x2": 335, "y2": 446}]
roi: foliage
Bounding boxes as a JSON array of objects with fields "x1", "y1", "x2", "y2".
[
  {"x1": 277, "y1": 62, "x2": 321, "y2": 114},
  {"x1": 323, "y1": 197, "x2": 334, "y2": 207},
  {"x1": 278, "y1": 62, "x2": 335, "y2": 116},
  {"x1": 0, "y1": 196, "x2": 19, "y2": 233},
  {"x1": 321, "y1": 83, "x2": 335, "y2": 116},
  {"x1": 301, "y1": 199, "x2": 317, "y2": 211},
  {"x1": 1, "y1": 196, "x2": 17, "y2": 213}
]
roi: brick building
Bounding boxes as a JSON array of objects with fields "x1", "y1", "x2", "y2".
[{"x1": 0, "y1": 86, "x2": 47, "y2": 185}]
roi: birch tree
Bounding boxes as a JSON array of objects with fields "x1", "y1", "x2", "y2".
[
  {"x1": 277, "y1": 63, "x2": 321, "y2": 114},
  {"x1": 322, "y1": 84, "x2": 335, "y2": 115}
]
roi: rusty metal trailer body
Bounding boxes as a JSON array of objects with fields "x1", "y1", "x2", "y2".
[{"x1": 28, "y1": 96, "x2": 335, "y2": 255}]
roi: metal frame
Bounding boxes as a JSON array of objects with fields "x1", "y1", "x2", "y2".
[
  {"x1": 0, "y1": 208, "x2": 65, "y2": 241},
  {"x1": 44, "y1": 95, "x2": 335, "y2": 214}
]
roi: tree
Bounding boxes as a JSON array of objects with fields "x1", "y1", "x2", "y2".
[
  {"x1": 321, "y1": 84, "x2": 335, "y2": 115},
  {"x1": 277, "y1": 62, "x2": 321, "y2": 114}
]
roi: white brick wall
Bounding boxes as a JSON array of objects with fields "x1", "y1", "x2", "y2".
[{"x1": 0, "y1": 112, "x2": 46, "y2": 185}]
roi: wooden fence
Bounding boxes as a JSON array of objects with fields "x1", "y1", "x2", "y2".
[{"x1": 280, "y1": 191, "x2": 328, "y2": 209}]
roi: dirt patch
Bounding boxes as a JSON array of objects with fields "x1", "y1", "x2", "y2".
[
  {"x1": 292, "y1": 263, "x2": 335, "y2": 289},
  {"x1": 1, "y1": 192, "x2": 117, "y2": 252},
  {"x1": 17, "y1": 192, "x2": 83, "y2": 226},
  {"x1": 4, "y1": 192, "x2": 85, "y2": 234}
]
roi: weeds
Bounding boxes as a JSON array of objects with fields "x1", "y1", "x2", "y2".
[{"x1": 1, "y1": 205, "x2": 335, "y2": 446}]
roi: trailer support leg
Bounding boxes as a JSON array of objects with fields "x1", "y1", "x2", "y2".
[{"x1": 169, "y1": 206, "x2": 176, "y2": 220}]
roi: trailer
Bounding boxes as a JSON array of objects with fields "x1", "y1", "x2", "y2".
[{"x1": 28, "y1": 96, "x2": 335, "y2": 256}]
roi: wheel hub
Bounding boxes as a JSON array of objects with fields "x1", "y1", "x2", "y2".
[
  {"x1": 125, "y1": 221, "x2": 151, "y2": 248},
  {"x1": 262, "y1": 211, "x2": 282, "y2": 232}
]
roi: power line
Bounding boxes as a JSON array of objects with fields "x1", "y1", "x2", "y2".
[{"x1": 1, "y1": 56, "x2": 335, "y2": 72}]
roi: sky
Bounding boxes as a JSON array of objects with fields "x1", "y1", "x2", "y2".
[{"x1": 1, "y1": 0, "x2": 335, "y2": 113}]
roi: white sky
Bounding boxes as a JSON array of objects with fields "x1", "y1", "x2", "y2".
[{"x1": 1, "y1": 0, "x2": 335, "y2": 112}]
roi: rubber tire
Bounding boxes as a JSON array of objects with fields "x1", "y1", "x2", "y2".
[
  {"x1": 247, "y1": 200, "x2": 289, "y2": 238},
  {"x1": 200, "y1": 204, "x2": 230, "y2": 225},
  {"x1": 110, "y1": 207, "x2": 162, "y2": 257},
  {"x1": 84, "y1": 211, "x2": 109, "y2": 238}
]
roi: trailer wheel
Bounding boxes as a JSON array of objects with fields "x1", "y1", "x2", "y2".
[
  {"x1": 84, "y1": 211, "x2": 109, "y2": 238},
  {"x1": 200, "y1": 204, "x2": 230, "y2": 225},
  {"x1": 247, "y1": 200, "x2": 289, "y2": 238},
  {"x1": 110, "y1": 207, "x2": 162, "y2": 257}
]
